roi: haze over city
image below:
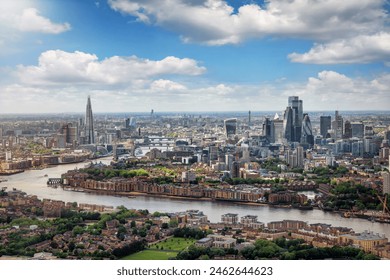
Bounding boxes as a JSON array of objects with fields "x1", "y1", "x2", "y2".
[{"x1": 0, "y1": 0, "x2": 389, "y2": 113}]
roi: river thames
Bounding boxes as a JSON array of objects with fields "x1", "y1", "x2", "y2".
[{"x1": 1, "y1": 158, "x2": 390, "y2": 237}]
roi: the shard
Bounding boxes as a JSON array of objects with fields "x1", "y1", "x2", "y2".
[{"x1": 85, "y1": 96, "x2": 95, "y2": 144}]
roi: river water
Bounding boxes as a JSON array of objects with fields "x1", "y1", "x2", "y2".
[{"x1": 1, "y1": 158, "x2": 390, "y2": 237}]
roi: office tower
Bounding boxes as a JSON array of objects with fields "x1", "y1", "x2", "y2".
[
  {"x1": 320, "y1": 116, "x2": 332, "y2": 138},
  {"x1": 56, "y1": 134, "x2": 66, "y2": 148},
  {"x1": 332, "y1": 111, "x2": 343, "y2": 140},
  {"x1": 262, "y1": 117, "x2": 271, "y2": 141},
  {"x1": 224, "y1": 118, "x2": 237, "y2": 137},
  {"x1": 386, "y1": 130, "x2": 390, "y2": 142},
  {"x1": 209, "y1": 146, "x2": 218, "y2": 161},
  {"x1": 364, "y1": 125, "x2": 374, "y2": 137},
  {"x1": 380, "y1": 147, "x2": 389, "y2": 160},
  {"x1": 288, "y1": 96, "x2": 303, "y2": 142},
  {"x1": 125, "y1": 118, "x2": 130, "y2": 129},
  {"x1": 351, "y1": 141, "x2": 364, "y2": 157},
  {"x1": 363, "y1": 136, "x2": 378, "y2": 155},
  {"x1": 326, "y1": 154, "x2": 336, "y2": 167},
  {"x1": 230, "y1": 161, "x2": 240, "y2": 178},
  {"x1": 301, "y1": 114, "x2": 314, "y2": 146},
  {"x1": 242, "y1": 147, "x2": 250, "y2": 161},
  {"x1": 344, "y1": 120, "x2": 352, "y2": 139},
  {"x1": 85, "y1": 96, "x2": 95, "y2": 144},
  {"x1": 60, "y1": 123, "x2": 78, "y2": 145},
  {"x1": 283, "y1": 107, "x2": 294, "y2": 142},
  {"x1": 282, "y1": 96, "x2": 303, "y2": 143},
  {"x1": 129, "y1": 117, "x2": 136, "y2": 127},
  {"x1": 225, "y1": 154, "x2": 234, "y2": 171},
  {"x1": 383, "y1": 173, "x2": 390, "y2": 195},
  {"x1": 351, "y1": 122, "x2": 364, "y2": 138},
  {"x1": 248, "y1": 110, "x2": 251, "y2": 126},
  {"x1": 271, "y1": 113, "x2": 284, "y2": 143},
  {"x1": 125, "y1": 117, "x2": 136, "y2": 129}
]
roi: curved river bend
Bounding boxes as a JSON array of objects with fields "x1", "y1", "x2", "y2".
[{"x1": 1, "y1": 158, "x2": 389, "y2": 237}]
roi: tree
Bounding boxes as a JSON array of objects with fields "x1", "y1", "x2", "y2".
[
  {"x1": 68, "y1": 241, "x2": 75, "y2": 252},
  {"x1": 50, "y1": 241, "x2": 58, "y2": 249},
  {"x1": 169, "y1": 220, "x2": 178, "y2": 228},
  {"x1": 117, "y1": 225, "x2": 127, "y2": 240},
  {"x1": 139, "y1": 228, "x2": 147, "y2": 237},
  {"x1": 72, "y1": 225, "x2": 84, "y2": 236}
]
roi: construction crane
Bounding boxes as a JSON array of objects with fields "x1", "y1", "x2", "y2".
[{"x1": 376, "y1": 194, "x2": 390, "y2": 222}]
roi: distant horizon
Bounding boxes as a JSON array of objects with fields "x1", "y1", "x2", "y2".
[{"x1": 1, "y1": 109, "x2": 390, "y2": 116}]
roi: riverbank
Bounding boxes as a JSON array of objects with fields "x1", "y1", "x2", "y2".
[
  {"x1": 60, "y1": 185, "x2": 390, "y2": 225},
  {"x1": 58, "y1": 186, "x2": 343, "y2": 214},
  {"x1": 1, "y1": 156, "x2": 112, "y2": 177},
  {"x1": 0, "y1": 170, "x2": 24, "y2": 176},
  {"x1": 3, "y1": 160, "x2": 390, "y2": 237}
]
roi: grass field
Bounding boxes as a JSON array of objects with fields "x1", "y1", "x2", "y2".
[
  {"x1": 122, "y1": 237, "x2": 196, "y2": 260},
  {"x1": 149, "y1": 237, "x2": 195, "y2": 251},
  {"x1": 121, "y1": 250, "x2": 177, "y2": 260}
]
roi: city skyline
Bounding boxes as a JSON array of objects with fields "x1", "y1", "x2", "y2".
[{"x1": 0, "y1": 0, "x2": 389, "y2": 113}]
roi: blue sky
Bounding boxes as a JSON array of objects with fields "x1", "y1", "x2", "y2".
[{"x1": 0, "y1": 0, "x2": 389, "y2": 113}]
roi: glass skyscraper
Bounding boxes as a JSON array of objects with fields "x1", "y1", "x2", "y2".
[
  {"x1": 85, "y1": 96, "x2": 95, "y2": 144},
  {"x1": 283, "y1": 96, "x2": 303, "y2": 143},
  {"x1": 320, "y1": 116, "x2": 332, "y2": 138}
]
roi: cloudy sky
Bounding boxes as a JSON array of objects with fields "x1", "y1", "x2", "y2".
[{"x1": 0, "y1": 0, "x2": 389, "y2": 113}]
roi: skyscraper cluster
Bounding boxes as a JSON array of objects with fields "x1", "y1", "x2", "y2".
[{"x1": 263, "y1": 96, "x2": 313, "y2": 147}]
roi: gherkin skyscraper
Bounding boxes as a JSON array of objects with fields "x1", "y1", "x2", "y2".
[
  {"x1": 85, "y1": 96, "x2": 95, "y2": 144},
  {"x1": 301, "y1": 113, "x2": 314, "y2": 146}
]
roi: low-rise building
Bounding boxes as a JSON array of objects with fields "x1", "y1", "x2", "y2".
[
  {"x1": 195, "y1": 237, "x2": 213, "y2": 248},
  {"x1": 221, "y1": 213, "x2": 238, "y2": 224},
  {"x1": 339, "y1": 231, "x2": 388, "y2": 253}
]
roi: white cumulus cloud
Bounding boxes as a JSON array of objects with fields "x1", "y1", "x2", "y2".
[
  {"x1": 108, "y1": 0, "x2": 386, "y2": 45},
  {"x1": 287, "y1": 71, "x2": 390, "y2": 109},
  {"x1": 108, "y1": 0, "x2": 389, "y2": 64},
  {"x1": 18, "y1": 8, "x2": 71, "y2": 34},
  {"x1": 289, "y1": 32, "x2": 390, "y2": 64},
  {"x1": 150, "y1": 79, "x2": 187, "y2": 91},
  {"x1": 0, "y1": 1, "x2": 70, "y2": 34},
  {"x1": 16, "y1": 50, "x2": 206, "y2": 86}
]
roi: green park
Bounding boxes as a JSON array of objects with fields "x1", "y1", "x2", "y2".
[{"x1": 122, "y1": 237, "x2": 196, "y2": 260}]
